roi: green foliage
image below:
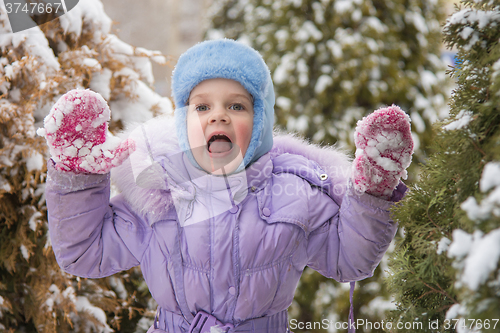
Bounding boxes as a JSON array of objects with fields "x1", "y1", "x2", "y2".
[
  {"x1": 0, "y1": 2, "x2": 163, "y2": 331},
  {"x1": 207, "y1": 0, "x2": 451, "y2": 171},
  {"x1": 207, "y1": 0, "x2": 452, "y2": 331},
  {"x1": 387, "y1": 0, "x2": 500, "y2": 331}
]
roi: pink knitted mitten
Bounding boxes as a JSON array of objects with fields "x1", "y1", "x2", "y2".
[
  {"x1": 352, "y1": 105, "x2": 413, "y2": 200},
  {"x1": 37, "y1": 89, "x2": 135, "y2": 174}
]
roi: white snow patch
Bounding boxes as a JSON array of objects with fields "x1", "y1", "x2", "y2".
[
  {"x1": 59, "y1": 0, "x2": 112, "y2": 37},
  {"x1": 276, "y1": 96, "x2": 292, "y2": 111},
  {"x1": 20, "y1": 244, "x2": 30, "y2": 260},
  {"x1": 411, "y1": 112, "x2": 426, "y2": 133},
  {"x1": 75, "y1": 296, "x2": 113, "y2": 333},
  {"x1": 109, "y1": 276, "x2": 127, "y2": 299},
  {"x1": 480, "y1": 162, "x2": 500, "y2": 193},
  {"x1": 461, "y1": 161, "x2": 500, "y2": 221},
  {"x1": 274, "y1": 54, "x2": 295, "y2": 84},
  {"x1": 25, "y1": 151, "x2": 44, "y2": 171},
  {"x1": 29, "y1": 211, "x2": 42, "y2": 231},
  {"x1": 361, "y1": 295, "x2": 396, "y2": 318},
  {"x1": 0, "y1": 177, "x2": 11, "y2": 192},
  {"x1": 295, "y1": 21, "x2": 323, "y2": 41},
  {"x1": 110, "y1": 80, "x2": 173, "y2": 125},
  {"x1": 437, "y1": 237, "x2": 451, "y2": 255},
  {"x1": 326, "y1": 39, "x2": 343, "y2": 59},
  {"x1": 448, "y1": 229, "x2": 473, "y2": 259},
  {"x1": 295, "y1": 115, "x2": 309, "y2": 132},
  {"x1": 363, "y1": 17, "x2": 387, "y2": 33},
  {"x1": 315, "y1": 75, "x2": 333, "y2": 94},
  {"x1": 449, "y1": 229, "x2": 500, "y2": 291},
  {"x1": 82, "y1": 58, "x2": 101, "y2": 69},
  {"x1": 442, "y1": 110, "x2": 473, "y2": 131}
]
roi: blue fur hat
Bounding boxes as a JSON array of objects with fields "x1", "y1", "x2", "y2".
[{"x1": 171, "y1": 39, "x2": 275, "y2": 172}]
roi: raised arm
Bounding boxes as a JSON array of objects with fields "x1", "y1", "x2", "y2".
[
  {"x1": 40, "y1": 89, "x2": 149, "y2": 278},
  {"x1": 46, "y1": 161, "x2": 152, "y2": 278},
  {"x1": 307, "y1": 105, "x2": 413, "y2": 281}
]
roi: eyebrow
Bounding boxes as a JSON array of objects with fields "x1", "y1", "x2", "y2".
[{"x1": 189, "y1": 93, "x2": 253, "y2": 103}]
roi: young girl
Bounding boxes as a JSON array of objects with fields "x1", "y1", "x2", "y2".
[{"x1": 41, "y1": 39, "x2": 413, "y2": 333}]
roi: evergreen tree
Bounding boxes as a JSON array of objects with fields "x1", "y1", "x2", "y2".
[
  {"x1": 206, "y1": 0, "x2": 450, "y2": 167},
  {"x1": 0, "y1": 1, "x2": 171, "y2": 331},
  {"x1": 206, "y1": 1, "x2": 451, "y2": 331},
  {"x1": 387, "y1": 0, "x2": 500, "y2": 331}
]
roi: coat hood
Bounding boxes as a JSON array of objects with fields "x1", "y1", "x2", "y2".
[
  {"x1": 171, "y1": 39, "x2": 275, "y2": 172},
  {"x1": 111, "y1": 115, "x2": 352, "y2": 224}
]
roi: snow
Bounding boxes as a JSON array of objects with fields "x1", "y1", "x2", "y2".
[
  {"x1": 0, "y1": 177, "x2": 10, "y2": 192},
  {"x1": 273, "y1": 54, "x2": 295, "y2": 84},
  {"x1": 361, "y1": 296, "x2": 397, "y2": 318},
  {"x1": 448, "y1": 229, "x2": 473, "y2": 259},
  {"x1": 405, "y1": 12, "x2": 428, "y2": 34},
  {"x1": 106, "y1": 34, "x2": 134, "y2": 56},
  {"x1": 0, "y1": 26, "x2": 59, "y2": 70},
  {"x1": 296, "y1": 59, "x2": 309, "y2": 87},
  {"x1": 411, "y1": 111, "x2": 426, "y2": 133},
  {"x1": 20, "y1": 244, "x2": 30, "y2": 260},
  {"x1": 445, "y1": 9, "x2": 500, "y2": 51},
  {"x1": 75, "y1": 296, "x2": 113, "y2": 333},
  {"x1": 295, "y1": 115, "x2": 308, "y2": 132},
  {"x1": 449, "y1": 229, "x2": 500, "y2": 291},
  {"x1": 460, "y1": 26, "x2": 475, "y2": 40},
  {"x1": 314, "y1": 75, "x2": 333, "y2": 94},
  {"x1": 479, "y1": 162, "x2": 500, "y2": 193},
  {"x1": 446, "y1": 303, "x2": 465, "y2": 320},
  {"x1": 295, "y1": 21, "x2": 323, "y2": 42},
  {"x1": 326, "y1": 40, "x2": 343, "y2": 59},
  {"x1": 287, "y1": 115, "x2": 309, "y2": 132},
  {"x1": 25, "y1": 151, "x2": 44, "y2": 171},
  {"x1": 28, "y1": 211, "x2": 42, "y2": 231},
  {"x1": 442, "y1": 110, "x2": 473, "y2": 131},
  {"x1": 109, "y1": 80, "x2": 173, "y2": 125},
  {"x1": 89, "y1": 68, "x2": 113, "y2": 100},
  {"x1": 334, "y1": 0, "x2": 356, "y2": 14},
  {"x1": 276, "y1": 96, "x2": 292, "y2": 111},
  {"x1": 446, "y1": 9, "x2": 500, "y2": 30},
  {"x1": 461, "y1": 161, "x2": 500, "y2": 221},
  {"x1": 109, "y1": 276, "x2": 127, "y2": 299},
  {"x1": 59, "y1": 0, "x2": 112, "y2": 38},
  {"x1": 419, "y1": 69, "x2": 438, "y2": 94},
  {"x1": 364, "y1": 145, "x2": 400, "y2": 171},
  {"x1": 437, "y1": 237, "x2": 451, "y2": 255},
  {"x1": 363, "y1": 17, "x2": 387, "y2": 34}
]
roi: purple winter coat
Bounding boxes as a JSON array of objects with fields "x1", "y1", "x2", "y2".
[{"x1": 46, "y1": 116, "x2": 405, "y2": 333}]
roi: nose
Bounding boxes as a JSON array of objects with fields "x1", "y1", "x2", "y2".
[{"x1": 208, "y1": 106, "x2": 230, "y2": 124}]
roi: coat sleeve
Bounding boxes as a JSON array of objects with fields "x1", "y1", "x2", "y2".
[
  {"x1": 46, "y1": 160, "x2": 153, "y2": 278},
  {"x1": 306, "y1": 180, "x2": 406, "y2": 282}
]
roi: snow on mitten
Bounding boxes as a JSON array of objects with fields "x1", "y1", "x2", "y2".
[
  {"x1": 352, "y1": 105, "x2": 413, "y2": 200},
  {"x1": 37, "y1": 89, "x2": 135, "y2": 174}
]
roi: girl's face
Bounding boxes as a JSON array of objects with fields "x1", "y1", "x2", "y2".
[{"x1": 187, "y1": 78, "x2": 254, "y2": 175}]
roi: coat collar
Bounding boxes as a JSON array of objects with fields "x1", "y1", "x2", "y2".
[
  {"x1": 155, "y1": 151, "x2": 273, "y2": 226},
  {"x1": 111, "y1": 115, "x2": 352, "y2": 225}
]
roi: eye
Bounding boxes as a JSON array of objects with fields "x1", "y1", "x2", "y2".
[
  {"x1": 229, "y1": 103, "x2": 244, "y2": 111},
  {"x1": 195, "y1": 104, "x2": 209, "y2": 112}
]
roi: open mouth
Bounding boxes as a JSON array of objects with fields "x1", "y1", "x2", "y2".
[{"x1": 207, "y1": 134, "x2": 233, "y2": 154}]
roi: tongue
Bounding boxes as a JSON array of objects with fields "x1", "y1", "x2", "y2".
[{"x1": 209, "y1": 139, "x2": 232, "y2": 153}]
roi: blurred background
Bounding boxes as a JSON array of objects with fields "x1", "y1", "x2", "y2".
[{"x1": 2, "y1": 0, "x2": 480, "y2": 332}]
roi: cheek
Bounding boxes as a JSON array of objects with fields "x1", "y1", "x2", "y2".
[
  {"x1": 235, "y1": 118, "x2": 253, "y2": 154},
  {"x1": 186, "y1": 114, "x2": 206, "y2": 148}
]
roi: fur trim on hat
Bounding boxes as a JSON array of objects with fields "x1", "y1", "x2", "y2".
[{"x1": 171, "y1": 39, "x2": 275, "y2": 170}]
